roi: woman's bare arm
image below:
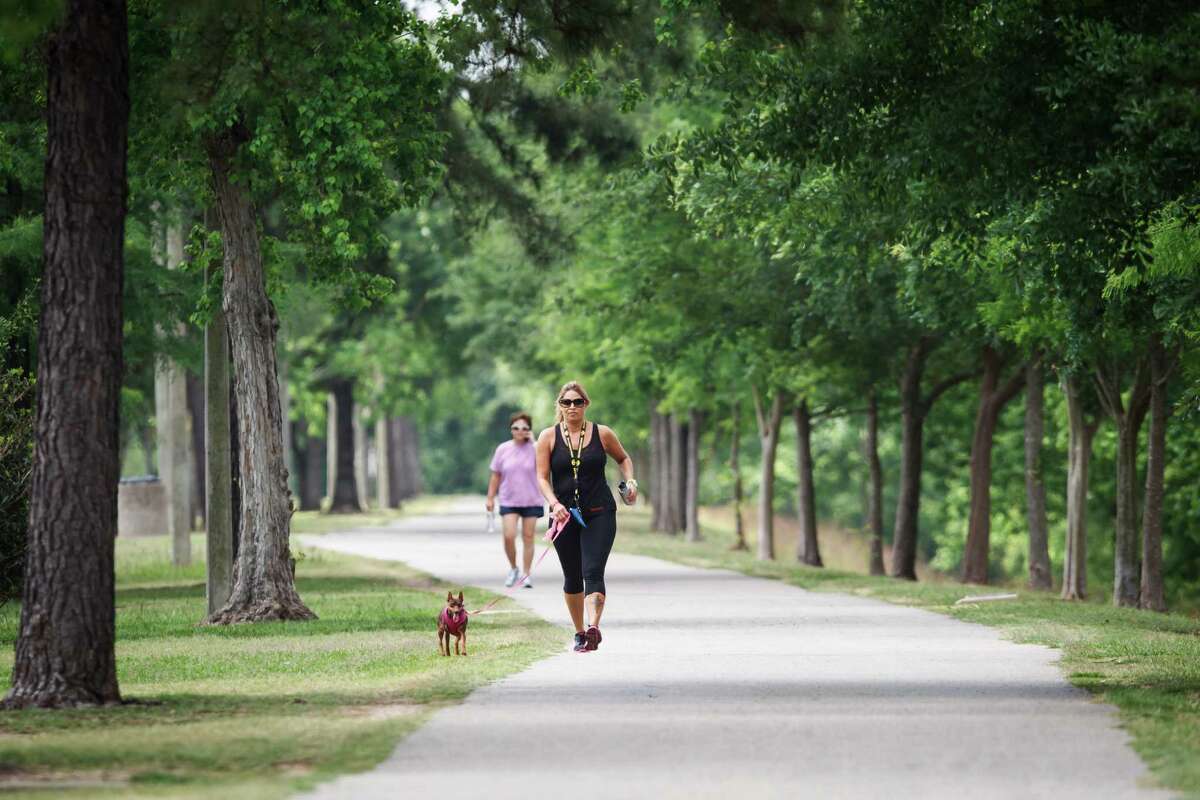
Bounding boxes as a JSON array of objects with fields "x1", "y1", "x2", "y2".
[{"x1": 537, "y1": 428, "x2": 569, "y2": 524}]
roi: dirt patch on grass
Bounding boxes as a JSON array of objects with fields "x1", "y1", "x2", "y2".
[
  {"x1": 0, "y1": 768, "x2": 131, "y2": 790},
  {"x1": 343, "y1": 702, "x2": 425, "y2": 721}
]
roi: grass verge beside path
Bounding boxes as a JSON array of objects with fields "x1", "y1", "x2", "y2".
[
  {"x1": 615, "y1": 507, "x2": 1200, "y2": 797},
  {"x1": 0, "y1": 533, "x2": 561, "y2": 799}
]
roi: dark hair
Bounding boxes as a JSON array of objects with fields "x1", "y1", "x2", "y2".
[{"x1": 510, "y1": 411, "x2": 533, "y2": 427}]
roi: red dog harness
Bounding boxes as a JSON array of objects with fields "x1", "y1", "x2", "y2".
[{"x1": 440, "y1": 607, "x2": 468, "y2": 636}]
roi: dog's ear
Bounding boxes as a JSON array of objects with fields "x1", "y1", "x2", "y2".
[
  {"x1": 457, "y1": 591, "x2": 464, "y2": 603},
  {"x1": 446, "y1": 590, "x2": 454, "y2": 602}
]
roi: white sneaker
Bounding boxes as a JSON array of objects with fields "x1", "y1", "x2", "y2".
[
  {"x1": 521, "y1": 575, "x2": 533, "y2": 589},
  {"x1": 504, "y1": 567, "x2": 519, "y2": 588}
]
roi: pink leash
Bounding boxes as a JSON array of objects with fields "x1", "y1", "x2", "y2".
[{"x1": 466, "y1": 516, "x2": 565, "y2": 616}]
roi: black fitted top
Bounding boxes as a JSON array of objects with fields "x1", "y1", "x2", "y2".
[{"x1": 550, "y1": 422, "x2": 616, "y2": 514}]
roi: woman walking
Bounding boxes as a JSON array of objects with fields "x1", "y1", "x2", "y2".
[
  {"x1": 536, "y1": 381, "x2": 637, "y2": 652},
  {"x1": 487, "y1": 412, "x2": 543, "y2": 588}
]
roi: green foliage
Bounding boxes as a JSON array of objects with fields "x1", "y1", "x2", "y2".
[{"x1": 0, "y1": 369, "x2": 31, "y2": 603}]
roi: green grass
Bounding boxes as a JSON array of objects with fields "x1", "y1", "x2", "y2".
[
  {"x1": 0, "y1": 533, "x2": 562, "y2": 799},
  {"x1": 614, "y1": 506, "x2": 1200, "y2": 798}
]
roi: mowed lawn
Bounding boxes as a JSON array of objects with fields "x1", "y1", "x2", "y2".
[
  {"x1": 614, "y1": 505, "x2": 1200, "y2": 796},
  {"x1": 0, "y1": 532, "x2": 561, "y2": 799}
]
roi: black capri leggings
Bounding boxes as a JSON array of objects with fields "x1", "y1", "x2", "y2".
[{"x1": 553, "y1": 510, "x2": 616, "y2": 596}]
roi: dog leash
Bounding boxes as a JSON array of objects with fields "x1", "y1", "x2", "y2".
[{"x1": 465, "y1": 515, "x2": 566, "y2": 616}]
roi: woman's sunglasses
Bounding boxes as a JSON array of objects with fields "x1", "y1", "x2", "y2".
[
  {"x1": 510, "y1": 425, "x2": 531, "y2": 431},
  {"x1": 558, "y1": 398, "x2": 587, "y2": 408}
]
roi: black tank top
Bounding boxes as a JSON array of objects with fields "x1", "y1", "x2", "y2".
[{"x1": 550, "y1": 422, "x2": 616, "y2": 514}]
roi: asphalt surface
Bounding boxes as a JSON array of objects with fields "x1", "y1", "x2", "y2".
[{"x1": 295, "y1": 499, "x2": 1167, "y2": 800}]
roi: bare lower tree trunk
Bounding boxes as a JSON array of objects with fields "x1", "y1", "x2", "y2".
[
  {"x1": 753, "y1": 388, "x2": 784, "y2": 561},
  {"x1": 865, "y1": 389, "x2": 886, "y2": 576},
  {"x1": 205, "y1": 130, "x2": 314, "y2": 624},
  {"x1": 298, "y1": 418, "x2": 325, "y2": 511},
  {"x1": 890, "y1": 343, "x2": 928, "y2": 581},
  {"x1": 648, "y1": 404, "x2": 662, "y2": 530},
  {"x1": 729, "y1": 400, "x2": 747, "y2": 551},
  {"x1": 665, "y1": 413, "x2": 684, "y2": 534},
  {"x1": 794, "y1": 399, "x2": 822, "y2": 567},
  {"x1": 327, "y1": 380, "x2": 361, "y2": 513},
  {"x1": 1062, "y1": 376, "x2": 1098, "y2": 601},
  {"x1": 186, "y1": 370, "x2": 206, "y2": 530},
  {"x1": 403, "y1": 416, "x2": 424, "y2": 496},
  {"x1": 1095, "y1": 359, "x2": 1150, "y2": 607},
  {"x1": 685, "y1": 409, "x2": 702, "y2": 542},
  {"x1": 205, "y1": 278, "x2": 233, "y2": 615},
  {"x1": 353, "y1": 402, "x2": 369, "y2": 511},
  {"x1": 278, "y1": 348, "x2": 298, "y2": 505},
  {"x1": 376, "y1": 415, "x2": 392, "y2": 510},
  {"x1": 387, "y1": 416, "x2": 406, "y2": 502},
  {"x1": 1025, "y1": 360, "x2": 1051, "y2": 590},
  {"x1": 1140, "y1": 339, "x2": 1169, "y2": 612},
  {"x1": 5, "y1": 0, "x2": 128, "y2": 708},
  {"x1": 962, "y1": 347, "x2": 1024, "y2": 585},
  {"x1": 651, "y1": 407, "x2": 670, "y2": 531}
]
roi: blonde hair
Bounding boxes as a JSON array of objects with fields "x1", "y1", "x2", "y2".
[{"x1": 555, "y1": 380, "x2": 591, "y2": 424}]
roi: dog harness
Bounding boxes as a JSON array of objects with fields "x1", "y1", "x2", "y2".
[{"x1": 440, "y1": 607, "x2": 468, "y2": 636}]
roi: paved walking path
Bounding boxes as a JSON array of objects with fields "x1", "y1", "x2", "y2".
[{"x1": 296, "y1": 499, "x2": 1166, "y2": 800}]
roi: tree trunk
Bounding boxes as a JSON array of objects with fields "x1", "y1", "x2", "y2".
[
  {"x1": 299, "y1": 418, "x2": 325, "y2": 511},
  {"x1": 962, "y1": 347, "x2": 1024, "y2": 585},
  {"x1": 753, "y1": 389, "x2": 784, "y2": 561},
  {"x1": 1140, "y1": 340, "x2": 1169, "y2": 612},
  {"x1": 4, "y1": 0, "x2": 128, "y2": 708},
  {"x1": 278, "y1": 347, "x2": 298, "y2": 505},
  {"x1": 794, "y1": 399, "x2": 821, "y2": 567},
  {"x1": 205, "y1": 280, "x2": 234, "y2": 616},
  {"x1": 376, "y1": 414, "x2": 392, "y2": 510},
  {"x1": 205, "y1": 131, "x2": 314, "y2": 624},
  {"x1": 154, "y1": 220, "x2": 192, "y2": 561},
  {"x1": 353, "y1": 402, "x2": 369, "y2": 511},
  {"x1": 729, "y1": 400, "x2": 747, "y2": 551},
  {"x1": 685, "y1": 409, "x2": 702, "y2": 542},
  {"x1": 648, "y1": 405, "x2": 662, "y2": 530},
  {"x1": 327, "y1": 381, "x2": 361, "y2": 512},
  {"x1": 402, "y1": 416, "x2": 424, "y2": 496},
  {"x1": 650, "y1": 407, "x2": 670, "y2": 531},
  {"x1": 666, "y1": 413, "x2": 684, "y2": 534},
  {"x1": 1025, "y1": 360, "x2": 1051, "y2": 590},
  {"x1": 186, "y1": 370, "x2": 206, "y2": 530},
  {"x1": 1062, "y1": 376, "x2": 1098, "y2": 601},
  {"x1": 890, "y1": 343, "x2": 928, "y2": 581},
  {"x1": 865, "y1": 389, "x2": 886, "y2": 576},
  {"x1": 1096, "y1": 360, "x2": 1150, "y2": 607}
]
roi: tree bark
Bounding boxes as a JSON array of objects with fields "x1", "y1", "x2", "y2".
[
  {"x1": 1025, "y1": 359, "x2": 1051, "y2": 590},
  {"x1": 1094, "y1": 359, "x2": 1150, "y2": 607},
  {"x1": 961, "y1": 347, "x2": 1025, "y2": 584},
  {"x1": 298, "y1": 417, "x2": 325, "y2": 511},
  {"x1": 402, "y1": 415, "x2": 424, "y2": 496},
  {"x1": 1140, "y1": 339, "x2": 1169, "y2": 612},
  {"x1": 5, "y1": 0, "x2": 128, "y2": 708},
  {"x1": 186, "y1": 370, "x2": 206, "y2": 530},
  {"x1": 666, "y1": 413, "x2": 684, "y2": 534},
  {"x1": 794, "y1": 399, "x2": 822, "y2": 567},
  {"x1": 753, "y1": 388, "x2": 784, "y2": 561},
  {"x1": 327, "y1": 380, "x2": 363, "y2": 513},
  {"x1": 865, "y1": 389, "x2": 886, "y2": 576},
  {"x1": 890, "y1": 342, "x2": 929, "y2": 581},
  {"x1": 205, "y1": 130, "x2": 314, "y2": 624},
  {"x1": 685, "y1": 409, "x2": 702, "y2": 542},
  {"x1": 729, "y1": 400, "x2": 747, "y2": 551},
  {"x1": 648, "y1": 404, "x2": 662, "y2": 530},
  {"x1": 205, "y1": 284, "x2": 234, "y2": 616},
  {"x1": 376, "y1": 414, "x2": 392, "y2": 510},
  {"x1": 1062, "y1": 376, "x2": 1099, "y2": 601},
  {"x1": 353, "y1": 402, "x2": 369, "y2": 511},
  {"x1": 278, "y1": 346, "x2": 298, "y2": 505}
]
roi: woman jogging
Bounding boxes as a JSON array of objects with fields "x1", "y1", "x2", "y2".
[
  {"x1": 536, "y1": 380, "x2": 637, "y2": 652},
  {"x1": 486, "y1": 412, "x2": 543, "y2": 588}
]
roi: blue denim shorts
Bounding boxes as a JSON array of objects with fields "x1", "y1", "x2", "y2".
[{"x1": 499, "y1": 505, "x2": 544, "y2": 519}]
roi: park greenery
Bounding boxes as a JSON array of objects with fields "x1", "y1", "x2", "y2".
[{"x1": 0, "y1": 0, "x2": 1198, "y2": 786}]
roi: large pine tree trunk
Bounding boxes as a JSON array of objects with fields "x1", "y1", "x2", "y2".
[
  {"x1": 4, "y1": 0, "x2": 128, "y2": 708},
  {"x1": 794, "y1": 400, "x2": 822, "y2": 567},
  {"x1": 1140, "y1": 340, "x2": 1168, "y2": 612},
  {"x1": 1062, "y1": 376, "x2": 1097, "y2": 601},
  {"x1": 205, "y1": 130, "x2": 314, "y2": 624},
  {"x1": 753, "y1": 389, "x2": 783, "y2": 561},
  {"x1": 1025, "y1": 360, "x2": 1051, "y2": 590},
  {"x1": 865, "y1": 389, "x2": 886, "y2": 576},
  {"x1": 962, "y1": 348, "x2": 1024, "y2": 585},
  {"x1": 890, "y1": 343, "x2": 928, "y2": 581},
  {"x1": 684, "y1": 409, "x2": 702, "y2": 542},
  {"x1": 327, "y1": 379, "x2": 361, "y2": 512},
  {"x1": 729, "y1": 400, "x2": 747, "y2": 551}
]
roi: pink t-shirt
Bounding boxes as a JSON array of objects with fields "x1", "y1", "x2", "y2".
[{"x1": 489, "y1": 440, "x2": 543, "y2": 508}]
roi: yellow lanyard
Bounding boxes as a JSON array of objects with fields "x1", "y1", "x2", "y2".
[{"x1": 562, "y1": 421, "x2": 586, "y2": 509}]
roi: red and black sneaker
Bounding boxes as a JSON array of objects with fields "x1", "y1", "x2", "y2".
[
  {"x1": 585, "y1": 625, "x2": 602, "y2": 651},
  {"x1": 573, "y1": 632, "x2": 589, "y2": 653}
]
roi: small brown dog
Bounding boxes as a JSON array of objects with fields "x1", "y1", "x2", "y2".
[{"x1": 437, "y1": 591, "x2": 468, "y2": 656}]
